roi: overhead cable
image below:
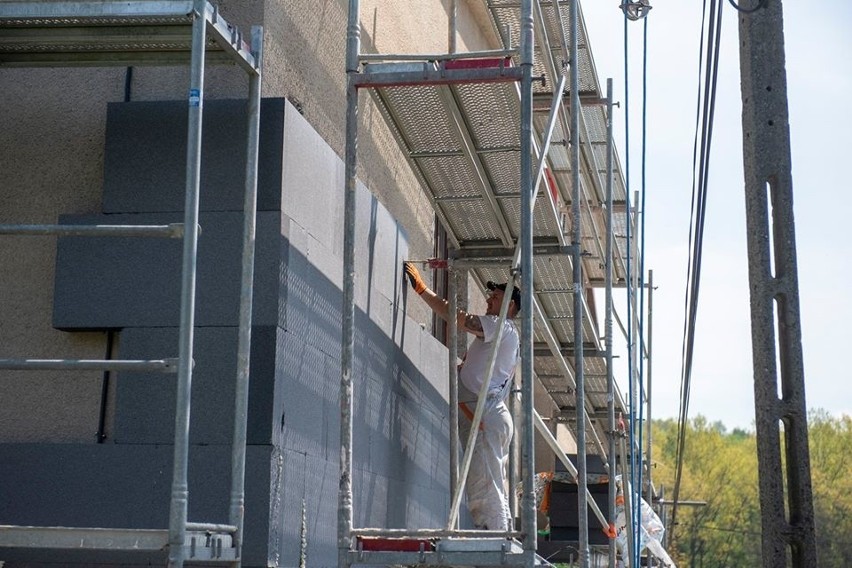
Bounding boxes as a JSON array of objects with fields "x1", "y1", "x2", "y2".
[
  {"x1": 622, "y1": 7, "x2": 638, "y2": 567},
  {"x1": 671, "y1": 0, "x2": 724, "y2": 540},
  {"x1": 634, "y1": 13, "x2": 650, "y2": 565}
]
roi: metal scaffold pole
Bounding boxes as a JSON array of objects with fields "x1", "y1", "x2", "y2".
[
  {"x1": 448, "y1": 262, "x2": 460, "y2": 528},
  {"x1": 619, "y1": 425, "x2": 636, "y2": 568},
  {"x1": 448, "y1": 0, "x2": 457, "y2": 54},
  {"x1": 605, "y1": 77, "x2": 617, "y2": 568},
  {"x1": 568, "y1": 0, "x2": 589, "y2": 565},
  {"x1": 168, "y1": 3, "x2": 206, "y2": 566},
  {"x1": 738, "y1": 1, "x2": 817, "y2": 565},
  {"x1": 645, "y1": 269, "x2": 654, "y2": 512},
  {"x1": 340, "y1": 1, "x2": 360, "y2": 566},
  {"x1": 519, "y1": 0, "x2": 536, "y2": 563},
  {"x1": 228, "y1": 25, "x2": 263, "y2": 567},
  {"x1": 628, "y1": 188, "x2": 641, "y2": 567}
]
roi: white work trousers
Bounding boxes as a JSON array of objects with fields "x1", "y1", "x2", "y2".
[{"x1": 460, "y1": 399, "x2": 513, "y2": 531}]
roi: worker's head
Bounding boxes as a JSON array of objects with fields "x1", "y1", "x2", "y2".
[{"x1": 485, "y1": 281, "x2": 521, "y2": 317}]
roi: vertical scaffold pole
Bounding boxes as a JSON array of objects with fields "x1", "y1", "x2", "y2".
[
  {"x1": 645, "y1": 269, "x2": 654, "y2": 511},
  {"x1": 605, "y1": 77, "x2": 617, "y2": 568},
  {"x1": 229, "y1": 25, "x2": 263, "y2": 567},
  {"x1": 519, "y1": 0, "x2": 536, "y2": 562},
  {"x1": 448, "y1": 0, "x2": 457, "y2": 54},
  {"x1": 448, "y1": 262, "x2": 460, "y2": 528},
  {"x1": 446, "y1": 0, "x2": 459, "y2": 525},
  {"x1": 568, "y1": 0, "x2": 588, "y2": 566},
  {"x1": 629, "y1": 189, "x2": 641, "y2": 566},
  {"x1": 340, "y1": 1, "x2": 360, "y2": 567},
  {"x1": 738, "y1": 1, "x2": 817, "y2": 566},
  {"x1": 168, "y1": 3, "x2": 206, "y2": 567}
]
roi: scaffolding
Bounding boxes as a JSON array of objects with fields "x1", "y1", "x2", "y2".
[
  {"x1": 340, "y1": 1, "x2": 645, "y2": 566},
  {"x1": 0, "y1": 2, "x2": 262, "y2": 566}
]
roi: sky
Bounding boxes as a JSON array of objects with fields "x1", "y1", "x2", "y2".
[{"x1": 579, "y1": 1, "x2": 852, "y2": 430}]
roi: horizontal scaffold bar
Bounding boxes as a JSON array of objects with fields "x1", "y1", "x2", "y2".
[
  {"x1": 452, "y1": 243, "x2": 576, "y2": 261},
  {"x1": 0, "y1": 358, "x2": 180, "y2": 372},
  {"x1": 0, "y1": 223, "x2": 187, "y2": 238},
  {"x1": 533, "y1": 343, "x2": 607, "y2": 358},
  {"x1": 360, "y1": 48, "x2": 517, "y2": 62},
  {"x1": 0, "y1": 525, "x2": 169, "y2": 550},
  {"x1": 587, "y1": 279, "x2": 650, "y2": 289},
  {"x1": 185, "y1": 522, "x2": 238, "y2": 533},
  {"x1": 0, "y1": 1, "x2": 194, "y2": 19},
  {"x1": 0, "y1": 51, "x2": 243, "y2": 68},
  {"x1": 349, "y1": 550, "x2": 532, "y2": 567},
  {"x1": 0, "y1": 524, "x2": 237, "y2": 560},
  {"x1": 532, "y1": 92, "x2": 608, "y2": 108},
  {"x1": 352, "y1": 528, "x2": 523, "y2": 538},
  {"x1": 355, "y1": 65, "x2": 523, "y2": 89}
]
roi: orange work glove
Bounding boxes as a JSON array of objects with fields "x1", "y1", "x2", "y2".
[{"x1": 403, "y1": 262, "x2": 427, "y2": 294}]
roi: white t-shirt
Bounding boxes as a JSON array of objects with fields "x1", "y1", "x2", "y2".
[{"x1": 459, "y1": 315, "x2": 520, "y2": 400}]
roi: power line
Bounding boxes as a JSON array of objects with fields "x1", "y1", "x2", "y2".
[
  {"x1": 671, "y1": 0, "x2": 724, "y2": 539},
  {"x1": 622, "y1": 6, "x2": 652, "y2": 565}
]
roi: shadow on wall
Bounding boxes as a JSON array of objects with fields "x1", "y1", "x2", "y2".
[
  {"x1": 1, "y1": 214, "x2": 453, "y2": 568},
  {"x1": 270, "y1": 230, "x2": 453, "y2": 567}
]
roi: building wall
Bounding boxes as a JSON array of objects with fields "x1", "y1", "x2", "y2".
[
  {"x1": 0, "y1": 97, "x2": 459, "y2": 567},
  {"x1": 0, "y1": 0, "x2": 497, "y2": 442},
  {"x1": 0, "y1": 2, "x2": 551, "y2": 564}
]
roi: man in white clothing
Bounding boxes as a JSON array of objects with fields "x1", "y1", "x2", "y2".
[{"x1": 403, "y1": 262, "x2": 520, "y2": 531}]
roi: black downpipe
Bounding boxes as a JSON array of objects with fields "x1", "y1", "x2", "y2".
[
  {"x1": 124, "y1": 66, "x2": 133, "y2": 102},
  {"x1": 97, "y1": 68, "x2": 132, "y2": 443},
  {"x1": 96, "y1": 330, "x2": 115, "y2": 443}
]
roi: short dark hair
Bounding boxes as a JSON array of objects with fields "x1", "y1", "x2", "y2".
[{"x1": 486, "y1": 281, "x2": 522, "y2": 312}]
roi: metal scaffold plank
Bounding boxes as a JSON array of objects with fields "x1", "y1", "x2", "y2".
[
  {"x1": 0, "y1": 0, "x2": 259, "y2": 73},
  {"x1": 0, "y1": 358, "x2": 179, "y2": 372},
  {"x1": 0, "y1": 526, "x2": 237, "y2": 562},
  {"x1": 0, "y1": 223, "x2": 187, "y2": 238},
  {"x1": 0, "y1": 526, "x2": 170, "y2": 550}
]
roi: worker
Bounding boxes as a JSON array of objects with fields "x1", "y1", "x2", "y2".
[{"x1": 403, "y1": 262, "x2": 521, "y2": 531}]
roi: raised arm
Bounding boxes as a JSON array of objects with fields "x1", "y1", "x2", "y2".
[{"x1": 403, "y1": 262, "x2": 484, "y2": 337}]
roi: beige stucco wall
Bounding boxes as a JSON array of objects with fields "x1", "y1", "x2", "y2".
[
  {"x1": 0, "y1": 68, "x2": 125, "y2": 442},
  {"x1": 0, "y1": 0, "x2": 498, "y2": 442}
]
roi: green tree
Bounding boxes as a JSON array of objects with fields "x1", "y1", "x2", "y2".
[
  {"x1": 808, "y1": 409, "x2": 852, "y2": 566},
  {"x1": 650, "y1": 410, "x2": 852, "y2": 567},
  {"x1": 652, "y1": 416, "x2": 760, "y2": 567}
]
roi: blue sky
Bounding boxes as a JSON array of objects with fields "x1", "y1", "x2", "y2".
[{"x1": 581, "y1": 1, "x2": 852, "y2": 429}]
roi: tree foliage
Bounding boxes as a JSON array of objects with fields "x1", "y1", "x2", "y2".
[
  {"x1": 808, "y1": 410, "x2": 852, "y2": 566},
  {"x1": 649, "y1": 410, "x2": 850, "y2": 567}
]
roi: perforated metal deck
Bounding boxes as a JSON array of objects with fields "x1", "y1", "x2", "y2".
[{"x1": 365, "y1": 0, "x2": 633, "y2": 455}]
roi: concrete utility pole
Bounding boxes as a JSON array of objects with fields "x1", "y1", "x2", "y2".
[{"x1": 737, "y1": 1, "x2": 817, "y2": 566}]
